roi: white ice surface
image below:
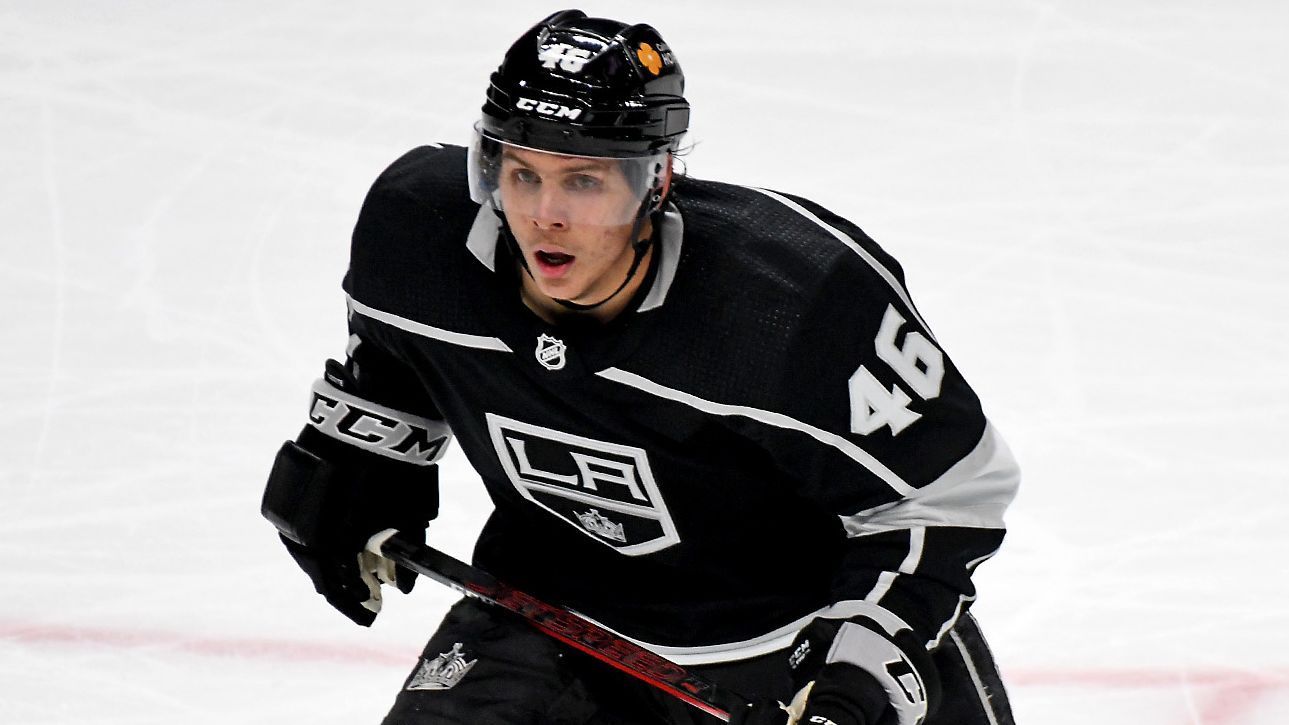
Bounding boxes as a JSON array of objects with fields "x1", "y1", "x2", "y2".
[{"x1": 2, "y1": 1, "x2": 1288, "y2": 722}]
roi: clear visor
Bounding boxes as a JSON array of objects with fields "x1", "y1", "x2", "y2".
[{"x1": 468, "y1": 125, "x2": 668, "y2": 228}]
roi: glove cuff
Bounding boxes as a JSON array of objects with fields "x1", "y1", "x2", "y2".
[
  {"x1": 788, "y1": 612, "x2": 938, "y2": 725},
  {"x1": 307, "y1": 375, "x2": 450, "y2": 467}
]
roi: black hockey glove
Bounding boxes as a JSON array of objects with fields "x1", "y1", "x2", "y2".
[
  {"x1": 779, "y1": 615, "x2": 936, "y2": 725},
  {"x1": 263, "y1": 427, "x2": 437, "y2": 625},
  {"x1": 727, "y1": 699, "x2": 790, "y2": 725},
  {"x1": 725, "y1": 661, "x2": 885, "y2": 725},
  {"x1": 262, "y1": 361, "x2": 445, "y2": 626},
  {"x1": 277, "y1": 527, "x2": 423, "y2": 626}
]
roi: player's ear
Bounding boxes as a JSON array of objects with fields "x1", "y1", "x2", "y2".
[{"x1": 659, "y1": 155, "x2": 675, "y2": 205}]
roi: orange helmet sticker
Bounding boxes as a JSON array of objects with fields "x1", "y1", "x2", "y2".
[{"x1": 637, "y1": 42, "x2": 663, "y2": 76}]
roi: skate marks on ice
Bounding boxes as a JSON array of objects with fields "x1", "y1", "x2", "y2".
[{"x1": 2, "y1": 1, "x2": 1288, "y2": 724}]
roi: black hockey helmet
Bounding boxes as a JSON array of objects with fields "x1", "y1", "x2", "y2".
[
  {"x1": 468, "y1": 10, "x2": 689, "y2": 312},
  {"x1": 479, "y1": 9, "x2": 690, "y2": 158}
]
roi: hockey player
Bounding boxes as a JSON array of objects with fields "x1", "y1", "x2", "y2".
[{"x1": 261, "y1": 9, "x2": 1020, "y2": 725}]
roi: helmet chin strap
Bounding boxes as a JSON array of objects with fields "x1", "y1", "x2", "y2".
[{"x1": 551, "y1": 219, "x2": 653, "y2": 312}]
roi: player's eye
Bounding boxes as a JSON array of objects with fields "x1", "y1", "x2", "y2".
[
  {"x1": 512, "y1": 168, "x2": 540, "y2": 185},
  {"x1": 564, "y1": 174, "x2": 602, "y2": 192}
]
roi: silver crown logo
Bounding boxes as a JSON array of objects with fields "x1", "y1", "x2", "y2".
[
  {"x1": 576, "y1": 508, "x2": 627, "y2": 542},
  {"x1": 405, "y1": 642, "x2": 477, "y2": 691}
]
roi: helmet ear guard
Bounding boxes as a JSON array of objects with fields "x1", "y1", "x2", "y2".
[
  {"x1": 620, "y1": 153, "x2": 673, "y2": 214},
  {"x1": 466, "y1": 132, "x2": 502, "y2": 206}
]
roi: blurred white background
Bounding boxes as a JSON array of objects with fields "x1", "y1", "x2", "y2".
[{"x1": 2, "y1": 1, "x2": 1287, "y2": 722}]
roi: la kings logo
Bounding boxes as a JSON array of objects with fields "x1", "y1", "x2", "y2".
[
  {"x1": 405, "y1": 643, "x2": 476, "y2": 691},
  {"x1": 486, "y1": 413, "x2": 679, "y2": 555}
]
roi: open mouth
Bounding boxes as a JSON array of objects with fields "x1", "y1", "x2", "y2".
[{"x1": 534, "y1": 250, "x2": 575, "y2": 271}]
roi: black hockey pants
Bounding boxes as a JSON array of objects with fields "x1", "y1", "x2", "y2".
[{"x1": 381, "y1": 598, "x2": 1014, "y2": 724}]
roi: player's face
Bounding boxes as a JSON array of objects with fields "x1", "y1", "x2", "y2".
[{"x1": 498, "y1": 147, "x2": 648, "y2": 306}]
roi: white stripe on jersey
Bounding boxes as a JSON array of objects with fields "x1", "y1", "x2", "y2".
[
  {"x1": 860, "y1": 528, "x2": 925, "y2": 603},
  {"x1": 575, "y1": 607, "x2": 821, "y2": 665},
  {"x1": 747, "y1": 187, "x2": 935, "y2": 339},
  {"x1": 347, "y1": 295, "x2": 513, "y2": 352},
  {"x1": 931, "y1": 594, "x2": 975, "y2": 649},
  {"x1": 864, "y1": 571, "x2": 899, "y2": 604},
  {"x1": 950, "y1": 621, "x2": 1004, "y2": 725},
  {"x1": 901, "y1": 527, "x2": 927, "y2": 574},
  {"x1": 921, "y1": 551, "x2": 996, "y2": 649},
  {"x1": 596, "y1": 366, "x2": 918, "y2": 497},
  {"x1": 839, "y1": 423, "x2": 1019, "y2": 534},
  {"x1": 580, "y1": 598, "x2": 917, "y2": 665},
  {"x1": 816, "y1": 599, "x2": 916, "y2": 636}
]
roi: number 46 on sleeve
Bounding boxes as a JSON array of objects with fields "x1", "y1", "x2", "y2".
[{"x1": 848, "y1": 304, "x2": 945, "y2": 436}]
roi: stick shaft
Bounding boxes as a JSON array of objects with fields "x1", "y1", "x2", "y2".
[{"x1": 374, "y1": 532, "x2": 747, "y2": 721}]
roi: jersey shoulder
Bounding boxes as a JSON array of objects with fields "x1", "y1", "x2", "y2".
[
  {"x1": 345, "y1": 145, "x2": 485, "y2": 321},
  {"x1": 666, "y1": 178, "x2": 987, "y2": 486},
  {"x1": 651, "y1": 177, "x2": 915, "y2": 406},
  {"x1": 366, "y1": 143, "x2": 472, "y2": 207},
  {"x1": 673, "y1": 176, "x2": 910, "y2": 315}
]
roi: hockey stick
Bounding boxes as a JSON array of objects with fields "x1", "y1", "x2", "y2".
[{"x1": 367, "y1": 530, "x2": 761, "y2": 722}]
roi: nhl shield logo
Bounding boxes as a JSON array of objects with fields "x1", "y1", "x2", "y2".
[
  {"x1": 406, "y1": 642, "x2": 477, "y2": 691},
  {"x1": 535, "y1": 334, "x2": 567, "y2": 371}
]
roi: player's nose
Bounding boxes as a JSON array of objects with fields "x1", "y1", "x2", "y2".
[{"x1": 529, "y1": 187, "x2": 569, "y2": 230}]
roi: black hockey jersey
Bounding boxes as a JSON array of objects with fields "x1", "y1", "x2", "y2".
[{"x1": 312, "y1": 144, "x2": 1019, "y2": 667}]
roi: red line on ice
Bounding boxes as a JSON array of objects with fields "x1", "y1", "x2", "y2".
[
  {"x1": 1196, "y1": 680, "x2": 1277, "y2": 725},
  {"x1": 1006, "y1": 667, "x2": 1289, "y2": 690},
  {"x1": 4, "y1": 617, "x2": 1289, "y2": 701},
  {"x1": 0, "y1": 618, "x2": 414, "y2": 667}
]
